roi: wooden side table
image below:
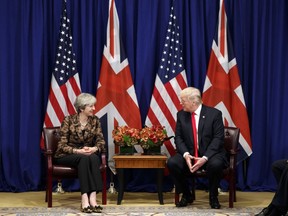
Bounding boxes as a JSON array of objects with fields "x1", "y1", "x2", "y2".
[{"x1": 113, "y1": 154, "x2": 168, "y2": 205}]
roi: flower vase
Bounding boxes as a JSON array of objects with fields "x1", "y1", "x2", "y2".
[
  {"x1": 119, "y1": 146, "x2": 134, "y2": 155},
  {"x1": 143, "y1": 146, "x2": 161, "y2": 155}
]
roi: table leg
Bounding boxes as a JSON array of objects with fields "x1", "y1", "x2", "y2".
[
  {"x1": 157, "y1": 168, "x2": 164, "y2": 205},
  {"x1": 117, "y1": 168, "x2": 124, "y2": 205}
]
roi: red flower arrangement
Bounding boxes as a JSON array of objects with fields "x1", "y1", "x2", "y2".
[
  {"x1": 112, "y1": 125, "x2": 140, "y2": 147},
  {"x1": 112, "y1": 125, "x2": 172, "y2": 151},
  {"x1": 139, "y1": 125, "x2": 169, "y2": 150}
]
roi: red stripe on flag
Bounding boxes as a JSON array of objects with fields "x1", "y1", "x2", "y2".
[
  {"x1": 60, "y1": 84, "x2": 75, "y2": 115},
  {"x1": 49, "y1": 89, "x2": 65, "y2": 122},
  {"x1": 165, "y1": 81, "x2": 182, "y2": 112},
  {"x1": 44, "y1": 112, "x2": 53, "y2": 127},
  {"x1": 69, "y1": 77, "x2": 81, "y2": 96},
  {"x1": 175, "y1": 73, "x2": 188, "y2": 90}
]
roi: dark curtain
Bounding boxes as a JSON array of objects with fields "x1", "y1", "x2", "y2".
[{"x1": 0, "y1": 0, "x2": 288, "y2": 192}]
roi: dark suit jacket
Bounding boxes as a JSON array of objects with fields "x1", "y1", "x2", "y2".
[{"x1": 175, "y1": 105, "x2": 227, "y2": 160}]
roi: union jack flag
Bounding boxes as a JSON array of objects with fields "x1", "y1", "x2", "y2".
[
  {"x1": 202, "y1": 0, "x2": 252, "y2": 162},
  {"x1": 41, "y1": 0, "x2": 81, "y2": 149},
  {"x1": 145, "y1": 2, "x2": 188, "y2": 158},
  {"x1": 95, "y1": 0, "x2": 142, "y2": 171}
]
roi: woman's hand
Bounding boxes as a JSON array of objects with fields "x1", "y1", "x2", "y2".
[{"x1": 77, "y1": 147, "x2": 98, "y2": 155}]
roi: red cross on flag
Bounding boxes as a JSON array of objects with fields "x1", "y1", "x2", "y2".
[{"x1": 202, "y1": 0, "x2": 252, "y2": 162}]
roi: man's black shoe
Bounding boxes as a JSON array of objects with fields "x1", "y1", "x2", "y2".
[
  {"x1": 255, "y1": 205, "x2": 273, "y2": 216},
  {"x1": 209, "y1": 196, "x2": 221, "y2": 209},
  {"x1": 269, "y1": 206, "x2": 287, "y2": 216},
  {"x1": 175, "y1": 196, "x2": 193, "y2": 207}
]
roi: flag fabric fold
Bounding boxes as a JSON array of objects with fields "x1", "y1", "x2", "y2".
[
  {"x1": 202, "y1": 0, "x2": 252, "y2": 162},
  {"x1": 95, "y1": 0, "x2": 142, "y2": 171},
  {"x1": 41, "y1": 0, "x2": 81, "y2": 149},
  {"x1": 145, "y1": 2, "x2": 188, "y2": 158}
]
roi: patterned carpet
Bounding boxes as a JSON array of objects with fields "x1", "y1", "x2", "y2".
[
  {"x1": 0, "y1": 206, "x2": 262, "y2": 216},
  {"x1": 0, "y1": 191, "x2": 272, "y2": 216}
]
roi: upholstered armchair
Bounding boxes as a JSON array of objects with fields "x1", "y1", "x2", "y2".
[
  {"x1": 43, "y1": 127, "x2": 107, "y2": 207},
  {"x1": 174, "y1": 126, "x2": 240, "y2": 208}
]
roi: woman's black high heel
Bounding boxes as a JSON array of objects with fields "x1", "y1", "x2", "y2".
[
  {"x1": 91, "y1": 205, "x2": 102, "y2": 213},
  {"x1": 80, "y1": 205, "x2": 92, "y2": 213}
]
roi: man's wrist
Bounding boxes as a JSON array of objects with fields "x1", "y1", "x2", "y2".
[
  {"x1": 183, "y1": 152, "x2": 190, "y2": 159},
  {"x1": 202, "y1": 156, "x2": 208, "y2": 161}
]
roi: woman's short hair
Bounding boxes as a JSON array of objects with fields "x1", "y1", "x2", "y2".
[{"x1": 74, "y1": 93, "x2": 96, "y2": 113}]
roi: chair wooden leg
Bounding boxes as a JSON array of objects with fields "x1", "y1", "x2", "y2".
[
  {"x1": 47, "y1": 174, "x2": 53, "y2": 208},
  {"x1": 175, "y1": 193, "x2": 179, "y2": 204},
  {"x1": 229, "y1": 189, "x2": 233, "y2": 208},
  {"x1": 101, "y1": 169, "x2": 107, "y2": 205},
  {"x1": 229, "y1": 176, "x2": 235, "y2": 208}
]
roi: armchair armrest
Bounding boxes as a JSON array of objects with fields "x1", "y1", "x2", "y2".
[
  {"x1": 43, "y1": 149, "x2": 53, "y2": 156},
  {"x1": 45, "y1": 152, "x2": 53, "y2": 173},
  {"x1": 100, "y1": 152, "x2": 107, "y2": 170},
  {"x1": 228, "y1": 148, "x2": 240, "y2": 169}
]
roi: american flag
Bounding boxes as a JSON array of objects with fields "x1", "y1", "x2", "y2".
[
  {"x1": 95, "y1": 0, "x2": 142, "y2": 171},
  {"x1": 202, "y1": 0, "x2": 252, "y2": 162},
  {"x1": 41, "y1": 0, "x2": 81, "y2": 149},
  {"x1": 145, "y1": 3, "x2": 188, "y2": 158}
]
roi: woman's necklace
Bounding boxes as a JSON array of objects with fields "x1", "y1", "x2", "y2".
[
  {"x1": 79, "y1": 116, "x2": 88, "y2": 128},
  {"x1": 80, "y1": 122, "x2": 87, "y2": 128}
]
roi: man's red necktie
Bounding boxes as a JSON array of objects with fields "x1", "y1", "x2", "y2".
[{"x1": 191, "y1": 112, "x2": 198, "y2": 157}]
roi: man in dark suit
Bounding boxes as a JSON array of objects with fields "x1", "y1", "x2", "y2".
[
  {"x1": 167, "y1": 87, "x2": 228, "y2": 209},
  {"x1": 255, "y1": 159, "x2": 288, "y2": 216}
]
